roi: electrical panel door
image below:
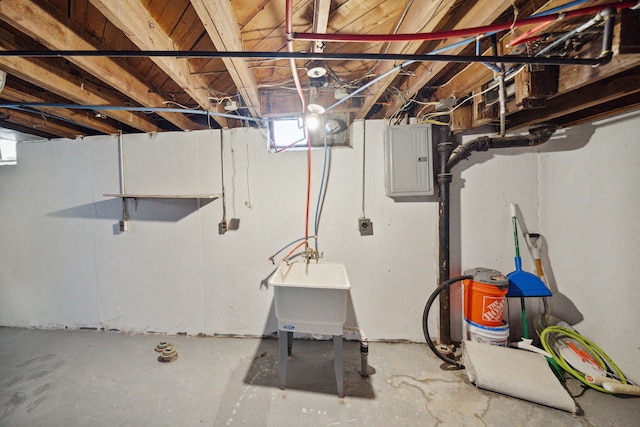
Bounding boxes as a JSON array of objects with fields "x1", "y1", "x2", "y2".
[{"x1": 384, "y1": 125, "x2": 434, "y2": 199}]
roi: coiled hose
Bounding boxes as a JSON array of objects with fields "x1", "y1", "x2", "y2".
[
  {"x1": 423, "y1": 275, "x2": 473, "y2": 369},
  {"x1": 540, "y1": 325, "x2": 628, "y2": 393}
]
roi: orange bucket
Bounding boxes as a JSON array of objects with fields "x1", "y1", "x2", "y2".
[{"x1": 463, "y1": 268, "x2": 509, "y2": 327}]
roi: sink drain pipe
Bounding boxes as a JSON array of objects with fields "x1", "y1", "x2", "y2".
[
  {"x1": 344, "y1": 327, "x2": 369, "y2": 377},
  {"x1": 432, "y1": 125, "x2": 557, "y2": 352}
]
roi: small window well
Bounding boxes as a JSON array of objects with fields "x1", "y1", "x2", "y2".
[
  {"x1": 0, "y1": 139, "x2": 17, "y2": 165},
  {"x1": 267, "y1": 112, "x2": 351, "y2": 152}
]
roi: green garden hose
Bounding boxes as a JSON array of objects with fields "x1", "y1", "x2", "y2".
[{"x1": 540, "y1": 325, "x2": 627, "y2": 393}]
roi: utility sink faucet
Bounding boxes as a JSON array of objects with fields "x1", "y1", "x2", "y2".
[{"x1": 304, "y1": 247, "x2": 322, "y2": 263}]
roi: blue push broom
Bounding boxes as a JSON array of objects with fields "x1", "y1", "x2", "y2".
[{"x1": 506, "y1": 203, "x2": 552, "y2": 339}]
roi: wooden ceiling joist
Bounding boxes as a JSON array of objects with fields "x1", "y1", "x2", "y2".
[
  {"x1": 190, "y1": 0, "x2": 262, "y2": 118},
  {"x1": 382, "y1": 0, "x2": 520, "y2": 118},
  {"x1": 0, "y1": 107, "x2": 85, "y2": 139},
  {"x1": 355, "y1": 0, "x2": 458, "y2": 120},
  {"x1": 311, "y1": 0, "x2": 332, "y2": 53},
  {"x1": 0, "y1": 0, "x2": 637, "y2": 138},
  {"x1": 433, "y1": 37, "x2": 510, "y2": 101},
  {"x1": 436, "y1": 28, "x2": 640, "y2": 131},
  {"x1": 0, "y1": 42, "x2": 162, "y2": 133},
  {"x1": 88, "y1": 0, "x2": 226, "y2": 128},
  {"x1": 506, "y1": 65, "x2": 640, "y2": 129},
  {"x1": 1, "y1": 84, "x2": 120, "y2": 135},
  {"x1": 0, "y1": 0, "x2": 203, "y2": 132}
]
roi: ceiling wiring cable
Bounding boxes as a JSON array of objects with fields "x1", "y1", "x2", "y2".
[
  {"x1": 303, "y1": 0, "x2": 626, "y2": 116},
  {"x1": 507, "y1": 20, "x2": 555, "y2": 47},
  {"x1": 419, "y1": 83, "x2": 501, "y2": 123},
  {"x1": 323, "y1": 36, "x2": 479, "y2": 114},
  {"x1": 419, "y1": 118, "x2": 450, "y2": 126},
  {"x1": 162, "y1": 100, "x2": 200, "y2": 109},
  {"x1": 3, "y1": 106, "x2": 98, "y2": 131},
  {"x1": 325, "y1": 16, "x2": 550, "y2": 116}
]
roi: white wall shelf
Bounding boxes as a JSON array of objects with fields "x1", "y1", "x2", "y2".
[
  {"x1": 104, "y1": 193, "x2": 221, "y2": 200},
  {"x1": 104, "y1": 193, "x2": 221, "y2": 232}
]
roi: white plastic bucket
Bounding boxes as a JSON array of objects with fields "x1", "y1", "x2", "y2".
[{"x1": 465, "y1": 318, "x2": 510, "y2": 347}]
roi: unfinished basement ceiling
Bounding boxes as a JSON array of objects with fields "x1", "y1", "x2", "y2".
[{"x1": 0, "y1": 0, "x2": 639, "y2": 139}]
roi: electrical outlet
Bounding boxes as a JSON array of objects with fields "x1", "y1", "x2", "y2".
[
  {"x1": 119, "y1": 219, "x2": 128, "y2": 232},
  {"x1": 218, "y1": 220, "x2": 227, "y2": 235},
  {"x1": 358, "y1": 218, "x2": 373, "y2": 236}
]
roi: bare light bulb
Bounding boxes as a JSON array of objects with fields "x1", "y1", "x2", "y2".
[{"x1": 306, "y1": 114, "x2": 321, "y2": 130}]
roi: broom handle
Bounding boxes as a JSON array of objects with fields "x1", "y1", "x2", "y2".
[
  {"x1": 534, "y1": 259, "x2": 545, "y2": 280},
  {"x1": 511, "y1": 203, "x2": 520, "y2": 258},
  {"x1": 521, "y1": 297, "x2": 529, "y2": 339}
]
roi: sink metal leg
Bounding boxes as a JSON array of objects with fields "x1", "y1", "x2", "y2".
[
  {"x1": 279, "y1": 330, "x2": 288, "y2": 390},
  {"x1": 287, "y1": 331, "x2": 293, "y2": 356},
  {"x1": 333, "y1": 335, "x2": 344, "y2": 397}
]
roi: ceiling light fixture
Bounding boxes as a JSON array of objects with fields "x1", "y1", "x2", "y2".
[
  {"x1": 307, "y1": 103, "x2": 325, "y2": 115},
  {"x1": 306, "y1": 60, "x2": 327, "y2": 78},
  {"x1": 224, "y1": 100, "x2": 239, "y2": 111}
]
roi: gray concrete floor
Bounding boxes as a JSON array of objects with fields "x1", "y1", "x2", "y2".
[{"x1": 0, "y1": 327, "x2": 638, "y2": 426}]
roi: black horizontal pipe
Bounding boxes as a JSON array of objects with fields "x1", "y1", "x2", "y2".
[
  {"x1": 0, "y1": 50, "x2": 608, "y2": 66},
  {"x1": 447, "y1": 125, "x2": 557, "y2": 169}
]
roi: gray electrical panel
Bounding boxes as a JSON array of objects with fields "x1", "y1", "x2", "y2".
[{"x1": 384, "y1": 124, "x2": 434, "y2": 200}]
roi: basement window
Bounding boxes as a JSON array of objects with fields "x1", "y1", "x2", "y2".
[
  {"x1": 0, "y1": 139, "x2": 17, "y2": 166},
  {"x1": 267, "y1": 113, "x2": 351, "y2": 152}
]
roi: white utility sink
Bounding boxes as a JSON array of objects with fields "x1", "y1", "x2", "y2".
[
  {"x1": 269, "y1": 261, "x2": 351, "y2": 336},
  {"x1": 269, "y1": 261, "x2": 351, "y2": 397}
]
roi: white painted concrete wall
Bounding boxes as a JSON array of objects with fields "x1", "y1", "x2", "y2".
[
  {"x1": 0, "y1": 122, "x2": 442, "y2": 342},
  {"x1": 0, "y1": 116, "x2": 638, "y2": 382},
  {"x1": 538, "y1": 112, "x2": 640, "y2": 384}
]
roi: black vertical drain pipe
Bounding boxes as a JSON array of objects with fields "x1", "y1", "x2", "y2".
[
  {"x1": 429, "y1": 125, "x2": 556, "y2": 349},
  {"x1": 436, "y1": 139, "x2": 454, "y2": 346}
]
